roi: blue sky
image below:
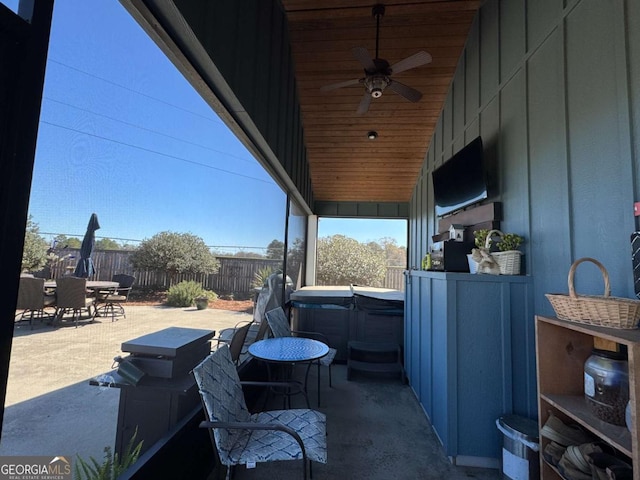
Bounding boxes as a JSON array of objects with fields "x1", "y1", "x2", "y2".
[{"x1": 7, "y1": 0, "x2": 407, "y2": 251}]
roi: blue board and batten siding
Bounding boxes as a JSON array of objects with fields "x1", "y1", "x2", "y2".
[
  {"x1": 410, "y1": 0, "x2": 639, "y2": 306},
  {"x1": 405, "y1": 271, "x2": 534, "y2": 463},
  {"x1": 407, "y1": 0, "x2": 640, "y2": 464}
]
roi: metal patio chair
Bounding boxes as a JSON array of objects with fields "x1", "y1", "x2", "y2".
[
  {"x1": 193, "y1": 345, "x2": 327, "y2": 480},
  {"x1": 96, "y1": 273, "x2": 135, "y2": 322},
  {"x1": 215, "y1": 320, "x2": 253, "y2": 366}
]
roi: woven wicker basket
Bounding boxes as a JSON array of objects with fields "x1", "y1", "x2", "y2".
[
  {"x1": 492, "y1": 251, "x2": 522, "y2": 275},
  {"x1": 485, "y1": 230, "x2": 522, "y2": 275},
  {"x1": 545, "y1": 257, "x2": 640, "y2": 329}
]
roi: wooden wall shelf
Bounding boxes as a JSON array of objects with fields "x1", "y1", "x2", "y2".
[
  {"x1": 535, "y1": 316, "x2": 640, "y2": 479},
  {"x1": 436, "y1": 201, "x2": 502, "y2": 236}
]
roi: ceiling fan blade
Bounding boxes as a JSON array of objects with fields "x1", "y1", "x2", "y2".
[
  {"x1": 390, "y1": 51, "x2": 432, "y2": 75},
  {"x1": 388, "y1": 80, "x2": 423, "y2": 103},
  {"x1": 352, "y1": 46, "x2": 376, "y2": 72},
  {"x1": 356, "y1": 93, "x2": 372, "y2": 115},
  {"x1": 320, "y1": 78, "x2": 361, "y2": 92}
]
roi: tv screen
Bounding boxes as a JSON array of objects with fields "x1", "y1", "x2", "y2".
[{"x1": 432, "y1": 136, "x2": 487, "y2": 217}]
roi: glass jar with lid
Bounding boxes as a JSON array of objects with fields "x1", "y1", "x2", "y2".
[{"x1": 584, "y1": 349, "x2": 629, "y2": 426}]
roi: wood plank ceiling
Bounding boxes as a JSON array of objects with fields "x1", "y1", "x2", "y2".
[{"x1": 281, "y1": 0, "x2": 481, "y2": 203}]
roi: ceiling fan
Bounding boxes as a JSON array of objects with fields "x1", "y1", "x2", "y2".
[{"x1": 320, "y1": 4, "x2": 432, "y2": 114}]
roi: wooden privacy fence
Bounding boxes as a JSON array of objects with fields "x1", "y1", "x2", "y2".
[
  {"x1": 43, "y1": 249, "x2": 405, "y2": 296},
  {"x1": 385, "y1": 267, "x2": 405, "y2": 291},
  {"x1": 45, "y1": 249, "x2": 282, "y2": 298}
]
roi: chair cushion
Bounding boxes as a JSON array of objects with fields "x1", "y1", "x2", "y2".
[
  {"x1": 217, "y1": 328, "x2": 236, "y2": 343},
  {"x1": 193, "y1": 347, "x2": 252, "y2": 458},
  {"x1": 222, "y1": 409, "x2": 327, "y2": 466},
  {"x1": 318, "y1": 347, "x2": 337, "y2": 367},
  {"x1": 104, "y1": 294, "x2": 128, "y2": 302},
  {"x1": 43, "y1": 294, "x2": 56, "y2": 307},
  {"x1": 194, "y1": 347, "x2": 328, "y2": 470}
]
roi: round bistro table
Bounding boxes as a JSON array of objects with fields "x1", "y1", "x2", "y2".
[{"x1": 248, "y1": 337, "x2": 329, "y2": 408}]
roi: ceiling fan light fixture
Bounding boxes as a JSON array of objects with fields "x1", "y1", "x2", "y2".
[
  {"x1": 367, "y1": 131, "x2": 378, "y2": 140},
  {"x1": 364, "y1": 75, "x2": 389, "y2": 98}
]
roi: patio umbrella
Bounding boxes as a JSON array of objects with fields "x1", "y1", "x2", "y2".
[{"x1": 73, "y1": 213, "x2": 100, "y2": 278}]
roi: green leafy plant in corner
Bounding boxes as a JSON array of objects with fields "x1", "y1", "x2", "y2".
[
  {"x1": 252, "y1": 266, "x2": 279, "y2": 289},
  {"x1": 74, "y1": 429, "x2": 143, "y2": 480},
  {"x1": 496, "y1": 233, "x2": 524, "y2": 252},
  {"x1": 166, "y1": 280, "x2": 217, "y2": 307}
]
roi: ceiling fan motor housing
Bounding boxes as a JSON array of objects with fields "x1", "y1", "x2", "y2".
[{"x1": 365, "y1": 74, "x2": 390, "y2": 98}]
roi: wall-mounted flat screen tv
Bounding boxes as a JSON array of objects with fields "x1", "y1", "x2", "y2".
[{"x1": 432, "y1": 136, "x2": 488, "y2": 217}]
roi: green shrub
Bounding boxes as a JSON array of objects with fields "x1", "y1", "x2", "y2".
[
  {"x1": 316, "y1": 235, "x2": 386, "y2": 287},
  {"x1": 166, "y1": 281, "x2": 217, "y2": 307},
  {"x1": 129, "y1": 231, "x2": 220, "y2": 286}
]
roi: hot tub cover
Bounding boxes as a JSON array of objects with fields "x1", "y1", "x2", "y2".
[{"x1": 290, "y1": 286, "x2": 404, "y2": 312}]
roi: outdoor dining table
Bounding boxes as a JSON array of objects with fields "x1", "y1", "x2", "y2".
[
  {"x1": 41, "y1": 280, "x2": 122, "y2": 323},
  {"x1": 44, "y1": 280, "x2": 121, "y2": 311},
  {"x1": 248, "y1": 337, "x2": 329, "y2": 409},
  {"x1": 44, "y1": 280, "x2": 120, "y2": 295}
]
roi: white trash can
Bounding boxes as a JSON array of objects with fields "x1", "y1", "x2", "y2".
[{"x1": 496, "y1": 415, "x2": 540, "y2": 480}]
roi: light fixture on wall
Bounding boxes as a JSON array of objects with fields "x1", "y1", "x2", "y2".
[{"x1": 367, "y1": 131, "x2": 378, "y2": 140}]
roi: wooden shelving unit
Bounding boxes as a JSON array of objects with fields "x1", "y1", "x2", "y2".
[{"x1": 536, "y1": 315, "x2": 640, "y2": 479}]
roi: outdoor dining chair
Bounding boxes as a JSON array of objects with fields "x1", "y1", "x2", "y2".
[
  {"x1": 192, "y1": 344, "x2": 327, "y2": 480},
  {"x1": 96, "y1": 273, "x2": 135, "y2": 322},
  {"x1": 217, "y1": 298, "x2": 272, "y2": 353},
  {"x1": 214, "y1": 320, "x2": 252, "y2": 366},
  {"x1": 15, "y1": 276, "x2": 56, "y2": 329},
  {"x1": 265, "y1": 307, "x2": 337, "y2": 407},
  {"x1": 54, "y1": 276, "x2": 96, "y2": 328}
]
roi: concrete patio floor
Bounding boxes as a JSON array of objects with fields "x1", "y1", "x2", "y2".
[
  {"x1": 1, "y1": 305, "x2": 502, "y2": 479},
  {"x1": 1, "y1": 305, "x2": 250, "y2": 464},
  {"x1": 229, "y1": 364, "x2": 502, "y2": 480}
]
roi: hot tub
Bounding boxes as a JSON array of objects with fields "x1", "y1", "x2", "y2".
[{"x1": 290, "y1": 286, "x2": 404, "y2": 362}]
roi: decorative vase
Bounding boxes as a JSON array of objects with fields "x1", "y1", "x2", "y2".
[{"x1": 467, "y1": 254, "x2": 478, "y2": 274}]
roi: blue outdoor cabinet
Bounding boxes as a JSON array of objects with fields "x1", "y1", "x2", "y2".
[{"x1": 404, "y1": 270, "x2": 536, "y2": 467}]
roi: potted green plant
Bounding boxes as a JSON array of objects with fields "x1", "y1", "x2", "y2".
[
  {"x1": 195, "y1": 295, "x2": 209, "y2": 310},
  {"x1": 496, "y1": 233, "x2": 524, "y2": 252},
  {"x1": 473, "y1": 229, "x2": 490, "y2": 249},
  {"x1": 490, "y1": 231, "x2": 524, "y2": 274},
  {"x1": 469, "y1": 230, "x2": 525, "y2": 274}
]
